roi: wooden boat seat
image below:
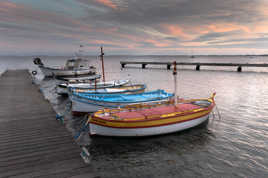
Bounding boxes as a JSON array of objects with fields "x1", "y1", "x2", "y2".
[{"x1": 113, "y1": 112, "x2": 145, "y2": 120}]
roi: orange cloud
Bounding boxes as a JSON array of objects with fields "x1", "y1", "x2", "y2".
[
  {"x1": 0, "y1": 2, "x2": 20, "y2": 13},
  {"x1": 117, "y1": 33, "x2": 144, "y2": 42},
  {"x1": 95, "y1": 0, "x2": 117, "y2": 9},
  {"x1": 115, "y1": 33, "x2": 170, "y2": 47},
  {"x1": 165, "y1": 25, "x2": 193, "y2": 40},
  {"x1": 0, "y1": 2, "x2": 18, "y2": 9},
  {"x1": 145, "y1": 39, "x2": 170, "y2": 47},
  {"x1": 253, "y1": 23, "x2": 268, "y2": 33},
  {"x1": 207, "y1": 23, "x2": 251, "y2": 33}
]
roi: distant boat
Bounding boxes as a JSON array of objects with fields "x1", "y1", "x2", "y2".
[
  {"x1": 33, "y1": 57, "x2": 96, "y2": 77},
  {"x1": 56, "y1": 79, "x2": 130, "y2": 95},
  {"x1": 88, "y1": 93, "x2": 216, "y2": 137},
  {"x1": 70, "y1": 89, "x2": 174, "y2": 113}
]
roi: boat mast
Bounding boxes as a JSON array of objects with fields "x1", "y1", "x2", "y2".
[
  {"x1": 100, "y1": 46, "x2": 105, "y2": 82},
  {"x1": 173, "y1": 61, "x2": 178, "y2": 106}
]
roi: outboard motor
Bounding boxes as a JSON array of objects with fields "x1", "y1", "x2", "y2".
[{"x1": 33, "y1": 57, "x2": 44, "y2": 66}]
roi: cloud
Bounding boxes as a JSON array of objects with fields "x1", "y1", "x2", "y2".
[
  {"x1": 1, "y1": 0, "x2": 268, "y2": 55},
  {"x1": 95, "y1": 0, "x2": 117, "y2": 9},
  {"x1": 192, "y1": 31, "x2": 241, "y2": 42}
]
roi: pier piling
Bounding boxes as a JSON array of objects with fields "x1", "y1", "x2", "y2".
[
  {"x1": 167, "y1": 64, "x2": 171, "y2": 70},
  {"x1": 142, "y1": 64, "x2": 147, "y2": 69},
  {"x1": 237, "y1": 66, "x2": 242, "y2": 72},
  {"x1": 196, "y1": 65, "x2": 200, "y2": 71}
]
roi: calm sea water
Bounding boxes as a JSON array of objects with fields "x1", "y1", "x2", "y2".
[{"x1": 1, "y1": 55, "x2": 268, "y2": 178}]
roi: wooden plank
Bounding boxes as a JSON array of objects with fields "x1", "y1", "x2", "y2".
[{"x1": 0, "y1": 70, "x2": 92, "y2": 177}]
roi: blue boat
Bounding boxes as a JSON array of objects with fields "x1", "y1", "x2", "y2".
[{"x1": 70, "y1": 89, "x2": 174, "y2": 113}]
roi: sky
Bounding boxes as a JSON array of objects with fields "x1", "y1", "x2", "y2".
[{"x1": 1, "y1": 0, "x2": 268, "y2": 55}]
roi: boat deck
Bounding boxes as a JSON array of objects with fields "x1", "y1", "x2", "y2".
[
  {"x1": 0, "y1": 70, "x2": 94, "y2": 178},
  {"x1": 98, "y1": 103, "x2": 202, "y2": 121}
]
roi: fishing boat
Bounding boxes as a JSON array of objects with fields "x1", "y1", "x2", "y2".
[
  {"x1": 33, "y1": 57, "x2": 96, "y2": 77},
  {"x1": 56, "y1": 79, "x2": 129, "y2": 95},
  {"x1": 70, "y1": 90, "x2": 174, "y2": 113},
  {"x1": 70, "y1": 84, "x2": 146, "y2": 95},
  {"x1": 88, "y1": 93, "x2": 216, "y2": 137},
  {"x1": 87, "y1": 61, "x2": 217, "y2": 137}
]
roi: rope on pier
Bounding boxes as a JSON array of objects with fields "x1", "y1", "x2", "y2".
[
  {"x1": 55, "y1": 100, "x2": 72, "y2": 124},
  {"x1": 74, "y1": 115, "x2": 90, "y2": 140}
]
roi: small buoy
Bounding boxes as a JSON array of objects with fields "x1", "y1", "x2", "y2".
[{"x1": 32, "y1": 70, "x2": 37, "y2": 75}]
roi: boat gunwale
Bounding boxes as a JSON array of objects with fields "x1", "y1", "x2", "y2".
[
  {"x1": 40, "y1": 65, "x2": 95, "y2": 72},
  {"x1": 73, "y1": 84, "x2": 146, "y2": 94},
  {"x1": 67, "y1": 79, "x2": 129, "y2": 89},
  {"x1": 58, "y1": 79, "x2": 129, "y2": 89}
]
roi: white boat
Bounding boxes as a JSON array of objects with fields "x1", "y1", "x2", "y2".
[
  {"x1": 71, "y1": 84, "x2": 146, "y2": 95},
  {"x1": 59, "y1": 74, "x2": 101, "y2": 81},
  {"x1": 89, "y1": 93, "x2": 216, "y2": 137},
  {"x1": 70, "y1": 90, "x2": 174, "y2": 113},
  {"x1": 56, "y1": 79, "x2": 129, "y2": 95},
  {"x1": 33, "y1": 57, "x2": 96, "y2": 77}
]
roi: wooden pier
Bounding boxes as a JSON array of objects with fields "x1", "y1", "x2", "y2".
[
  {"x1": 0, "y1": 70, "x2": 94, "y2": 178},
  {"x1": 120, "y1": 61, "x2": 268, "y2": 72}
]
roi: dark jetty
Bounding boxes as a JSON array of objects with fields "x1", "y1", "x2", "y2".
[{"x1": 0, "y1": 70, "x2": 94, "y2": 178}]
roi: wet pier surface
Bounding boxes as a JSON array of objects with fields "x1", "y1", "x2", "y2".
[{"x1": 0, "y1": 70, "x2": 94, "y2": 178}]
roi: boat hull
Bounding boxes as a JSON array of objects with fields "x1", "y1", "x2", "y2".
[
  {"x1": 89, "y1": 114, "x2": 209, "y2": 137},
  {"x1": 70, "y1": 95, "x2": 169, "y2": 113},
  {"x1": 56, "y1": 86, "x2": 69, "y2": 95},
  {"x1": 57, "y1": 80, "x2": 130, "y2": 95},
  {"x1": 59, "y1": 74, "x2": 101, "y2": 81},
  {"x1": 70, "y1": 90, "x2": 173, "y2": 113},
  {"x1": 39, "y1": 66, "x2": 96, "y2": 77}
]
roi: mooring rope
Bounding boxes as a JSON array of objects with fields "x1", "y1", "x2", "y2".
[
  {"x1": 74, "y1": 115, "x2": 90, "y2": 140},
  {"x1": 55, "y1": 100, "x2": 72, "y2": 124},
  {"x1": 215, "y1": 104, "x2": 221, "y2": 120}
]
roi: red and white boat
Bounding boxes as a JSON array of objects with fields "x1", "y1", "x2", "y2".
[{"x1": 89, "y1": 93, "x2": 216, "y2": 137}]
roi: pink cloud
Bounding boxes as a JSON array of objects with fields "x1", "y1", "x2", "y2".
[
  {"x1": 164, "y1": 24, "x2": 193, "y2": 40},
  {"x1": 145, "y1": 39, "x2": 170, "y2": 47},
  {"x1": 207, "y1": 23, "x2": 250, "y2": 33},
  {"x1": 95, "y1": 0, "x2": 117, "y2": 9},
  {"x1": 0, "y1": 2, "x2": 18, "y2": 9},
  {"x1": 0, "y1": 2, "x2": 22, "y2": 13}
]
